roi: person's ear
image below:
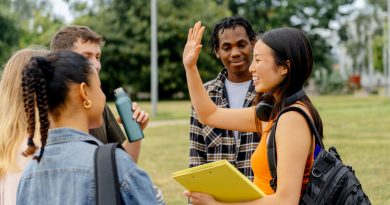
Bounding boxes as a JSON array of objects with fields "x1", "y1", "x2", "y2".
[
  {"x1": 79, "y1": 82, "x2": 89, "y2": 101},
  {"x1": 280, "y1": 60, "x2": 290, "y2": 76},
  {"x1": 79, "y1": 82, "x2": 92, "y2": 109}
]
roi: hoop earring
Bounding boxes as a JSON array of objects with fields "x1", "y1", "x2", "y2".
[{"x1": 83, "y1": 100, "x2": 92, "y2": 109}]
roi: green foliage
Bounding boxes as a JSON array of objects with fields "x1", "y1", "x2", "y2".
[
  {"x1": 223, "y1": 0, "x2": 353, "y2": 93},
  {"x1": 19, "y1": 12, "x2": 64, "y2": 48},
  {"x1": 0, "y1": 0, "x2": 64, "y2": 67},
  {"x1": 314, "y1": 68, "x2": 347, "y2": 94},
  {"x1": 0, "y1": 12, "x2": 19, "y2": 66},
  {"x1": 373, "y1": 35, "x2": 385, "y2": 73},
  {"x1": 73, "y1": 0, "x2": 230, "y2": 99},
  {"x1": 156, "y1": 0, "x2": 230, "y2": 98},
  {"x1": 1, "y1": 0, "x2": 360, "y2": 97},
  {"x1": 368, "y1": 0, "x2": 386, "y2": 9},
  {"x1": 339, "y1": 1, "x2": 385, "y2": 79}
]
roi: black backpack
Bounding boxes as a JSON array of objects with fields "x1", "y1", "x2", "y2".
[
  {"x1": 94, "y1": 143, "x2": 123, "y2": 205},
  {"x1": 267, "y1": 106, "x2": 371, "y2": 205}
]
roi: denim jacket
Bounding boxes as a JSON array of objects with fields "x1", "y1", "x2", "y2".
[{"x1": 17, "y1": 128, "x2": 157, "y2": 205}]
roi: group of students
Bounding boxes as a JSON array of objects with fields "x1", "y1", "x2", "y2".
[
  {"x1": 0, "y1": 15, "x2": 325, "y2": 205},
  {"x1": 0, "y1": 26, "x2": 161, "y2": 205}
]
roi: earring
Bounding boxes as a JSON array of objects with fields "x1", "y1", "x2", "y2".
[{"x1": 83, "y1": 100, "x2": 92, "y2": 109}]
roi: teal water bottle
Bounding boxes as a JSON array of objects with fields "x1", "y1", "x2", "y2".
[{"x1": 114, "y1": 87, "x2": 144, "y2": 142}]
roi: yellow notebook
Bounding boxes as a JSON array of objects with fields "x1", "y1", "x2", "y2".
[{"x1": 172, "y1": 160, "x2": 266, "y2": 202}]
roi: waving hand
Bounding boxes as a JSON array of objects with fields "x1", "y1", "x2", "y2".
[{"x1": 183, "y1": 21, "x2": 205, "y2": 70}]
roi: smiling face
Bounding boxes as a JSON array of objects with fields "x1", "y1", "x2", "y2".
[
  {"x1": 215, "y1": 26, "x2": 253, "y2": 82},
  {"x1": 249, "y1": 40, "x2": 288, "y2": 93}
]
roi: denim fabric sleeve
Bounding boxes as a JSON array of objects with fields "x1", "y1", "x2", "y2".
[{"x1": 115, "y1": 149, "x2": 157, "y2": 205}]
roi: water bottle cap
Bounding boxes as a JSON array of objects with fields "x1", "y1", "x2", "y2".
[{"x1": 114, "y1": 87, "x2": 125, "y2": 95}]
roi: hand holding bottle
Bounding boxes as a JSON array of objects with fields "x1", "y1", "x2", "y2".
[
  {"x1": 116, "y1": 102, "x2": 149, "y2": 130},
  {"x1": 114, "y1": 87, "x2": 144, "y2": 142}
]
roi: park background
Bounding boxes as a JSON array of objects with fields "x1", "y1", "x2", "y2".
[{"x1": 0, "y1": 0, "x2": 389, "y2": 204}]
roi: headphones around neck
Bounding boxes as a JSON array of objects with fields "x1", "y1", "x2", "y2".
[{"x1": 255, "y1": 89, "x2": 306, "y2": 122}]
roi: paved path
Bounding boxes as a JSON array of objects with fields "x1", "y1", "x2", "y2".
[{"x1": 148, "y1": 119, "x2": 188, "y2": 127}]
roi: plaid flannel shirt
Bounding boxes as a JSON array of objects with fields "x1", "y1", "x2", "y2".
[{"x1": 189, "y1": 69, "x2": 260, "y2": 181}]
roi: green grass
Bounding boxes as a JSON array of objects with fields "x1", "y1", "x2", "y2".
[
  {"x1": 110, "y1": 96, "x2": 390, "y2": 204},
  {"x1": 108, "y1": 101, "x2": 192, "y2": 121}
]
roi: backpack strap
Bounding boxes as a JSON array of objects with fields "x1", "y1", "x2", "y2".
[
  {"x1": 267, "y1": 106, "x2": 325, "y2": 192},
  {"x1": 94, "y1": 143, "x2": 122, "y2": 205}
]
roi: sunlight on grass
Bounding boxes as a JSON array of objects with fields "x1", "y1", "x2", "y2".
[{"x1": 138, "y1": 124, "x2": 190, "y2": 204}]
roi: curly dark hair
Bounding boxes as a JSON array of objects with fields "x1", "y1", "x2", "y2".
[{"x1": 210, "y1": 16, "x2": 256, "y2": 54}]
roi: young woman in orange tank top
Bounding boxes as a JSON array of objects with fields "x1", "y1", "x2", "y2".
[
  {"x1": 250, "y1": 101, "x2": 315, "y2": 196},
  {"x1": 182, "y1": 21, "x2": 324, "y2": 205}
]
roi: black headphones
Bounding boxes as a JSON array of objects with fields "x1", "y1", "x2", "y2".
[{"x1": 255, "y1": 89, "x2": 306, "y2": 122}]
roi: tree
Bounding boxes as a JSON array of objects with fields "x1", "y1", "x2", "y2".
[
  {"x1": 0, "y1": 0, "x2": 64, "y2": 66},
  {"x1": 72, "y1": 0, "x2": 231, "y2": 99},
  {"x1": 218, "y1": 0, "x2": 354, "y2": 91},
  {"x1": 0, "y1": 13, "x2": 19, "y2": 66},
  {"x1": 0, "y1": 0, "x2": 27, "y2": 66},
  {"x1": 341, "y1": 5, "x2": 383, "y2": 74}
]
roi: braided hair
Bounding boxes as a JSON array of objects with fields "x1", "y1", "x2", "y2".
[{"x1": 21, "y1": 50, "x2": 92, "y2": 162}]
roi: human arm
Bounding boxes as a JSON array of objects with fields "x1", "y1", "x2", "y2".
[
  {"x1": 184, "y1": 108, "x2": 313, "y2": 205},
  {"x1": 121, "y1": 140, "x2": 141, "y2": 163},
  {"x1": 116, "y1": 150, "x2": 157, "y2": 204},
  {"x1": 183, "y1": 21, "x2": 257, "y2": 132},
  {"x1": 103, "y1": 105, "x2": 142, "y2": 162}
]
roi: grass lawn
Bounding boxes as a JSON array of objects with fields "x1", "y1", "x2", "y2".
[
  {"x1": 110, "y1": 95, "x2": 390, "y2": 204},
  {"x1": 108, "y1": 100, "x2": 192, "y2": 121}
]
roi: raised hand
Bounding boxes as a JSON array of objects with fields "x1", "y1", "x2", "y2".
[{"x1": 183, "y1": 21, "x2": 205, "y2": 70}]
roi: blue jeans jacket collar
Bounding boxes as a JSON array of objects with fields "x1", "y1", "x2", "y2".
[{"x1": 46, "y1": 127, "x2": 103, "y2": 146}]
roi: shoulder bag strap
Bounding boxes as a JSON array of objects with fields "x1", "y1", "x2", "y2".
[
  {"x1": 94, "y1": 142, "x2": 122, "y2": 205},
  {"x1": 267, "y1": 106, "x2": 324, "y2": 191}
]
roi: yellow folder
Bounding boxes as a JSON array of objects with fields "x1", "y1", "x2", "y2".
[{"x1": 172, "y1": 160, "x2": 266, "y2": 202}]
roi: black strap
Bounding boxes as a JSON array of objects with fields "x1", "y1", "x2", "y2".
[
  {"x1": 301, "y1": 194, "x2": 316, "y2": 205},
  {"x1": 267, "y1": 106, "x2": 325, "y2": 191},
  {"x1": 94, "y1": 143, "x2": 122, "y2": 205}
]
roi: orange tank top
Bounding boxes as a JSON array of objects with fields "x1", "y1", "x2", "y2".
[{"x1": 251, "y1": 110, "x2": 315, "y2": 195}]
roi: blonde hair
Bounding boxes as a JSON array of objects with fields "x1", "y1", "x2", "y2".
[{"x1": 0, "y1": 46, "x2": 49, "y2": 176}]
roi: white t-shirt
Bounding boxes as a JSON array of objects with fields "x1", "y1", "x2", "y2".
[
  {"x1": 0, "y1": 140, "x2": 30, "y2": 205},
  {"x1": 224, "y1": 79, "x2": 252, "y2": 140}
]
